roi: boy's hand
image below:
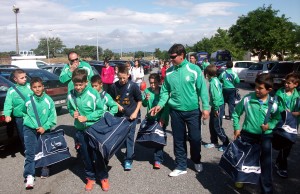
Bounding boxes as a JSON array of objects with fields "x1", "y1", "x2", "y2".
[
  {"x1": 74, "y1": 110, "x2": 79, "y2": 119},
  {"x1": 130, "y1": 112, "x2": 138, "y2": 120},
  {"x1": 5, "y1": 116, "x2": 11, "y2": 123},
  {"x1": 149, "y1": 106, "x2": 161, "y2": 116},
  {"x1": 202, "y1": 110, "x2": 209, "y2": 120},
  {"x1": 159, "y1": 119, "x2": 165, "y2": 127},
  {"x1": 261, "y1": 124, "x2": 269, "y2": 131},
  {"x1": 145, "y1": 93, "x2": 150, "y2": 101},
  {"x1": 78, "y1": 116, "x2": 87, "y2": 123},
  {"x1": 118, "y1": 104, "x2": 125, "y2": 113},
  {"x1": 234, "y1": 130, "x2": 241, "y2": 140},
  {"x1": 36, "y1": 127, "x2": 45, "y2": 134},
  {"x1": 214, "y1": 110, "x2": 219, "y2": 117}
]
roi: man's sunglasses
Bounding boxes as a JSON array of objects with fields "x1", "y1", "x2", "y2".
[
  {"x1": 169, "y1": 55, "x2": 177, "y2": 59},
  {"x1": 69, "y1": 58, "x2": 79, "y2": 63}
]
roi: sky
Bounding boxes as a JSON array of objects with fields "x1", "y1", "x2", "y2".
[{"x1": 1, "y1": 0, "x2": 300, "y2": 54}]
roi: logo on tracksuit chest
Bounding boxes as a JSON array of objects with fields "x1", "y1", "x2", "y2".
[
  {"x1": 185, "y1": 76, "x2": 190, "y2": 82},
  {"x1": 43, "y1": 109, "x2": 46, "y2": 115}
]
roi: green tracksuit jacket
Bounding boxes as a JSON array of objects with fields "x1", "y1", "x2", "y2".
[
  {"x1": 142, "y1": 87, "x2": 169, "y2": 125},
  {"x1": 232, "y1": 92, "x2": 280, "y2": 135},
  {"x1": 22, "y1": 93, "x2": 57, "y2": 131},
  {"x1": 59, "y1": 60, "x2": 94, "y2": 91},
  {"x1": 4, "y1": 83, "x2": 33, "y2": 117},
  {"x1": 218, "y1": 68, "x2": 240, "y2": 89},
  {"x1": 208, "y1": 77, "x2": 224, "y2": 111},
  {"x1": 99, "y1": 90, "x2": 118, "y2": 115},
  {"x1": 158, "y1": 59, "x2": 210, "y2": 111},
  {"x1": 67, "y1": 85, "x2": 104, "y2": 130}
]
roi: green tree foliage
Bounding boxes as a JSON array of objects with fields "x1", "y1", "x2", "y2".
[
  {"x1": 102, "y1": 49, "x2": 114, "y2": 60},
  {"x1": 229, "y1": 5, "x2": 298, "y2": 61},
  {"x1": 34, "y1": 37, "x2": 65, "y2": 58},
  {"x1": 134, "y1": 51, "x2": 145, "y2": 59}
]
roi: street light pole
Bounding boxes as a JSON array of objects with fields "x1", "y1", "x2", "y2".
[
  {"x1": 47, "y1": 29, "x2": 52, "y2": 64},
  {"x1": 89, "y1": 18, "x2": 99, "y2": 61},
  {"x1": 12, "y1": 5, "x2": 20, "y2": 55}
]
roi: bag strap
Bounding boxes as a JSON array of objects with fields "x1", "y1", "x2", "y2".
[
  {"x1": 294, "y1": 97, "x2": 300, "y2": 112},
  {"x1": 100, "y1": 91, "x2": 106, "y2": 99},
  {"x1": 12, "y1": 85, "x2": 26, "y2": 101},
  {"x1": 30, "y1": 96, "x2": 42, "y2": 127},
  {"x1": 264, "y1": 96, "x2": 275, "y2": 125},
  {"x1": 224, "y1": 70, "x2": 234, "y2": 83},
  {"x1": 119, "y1": 82, "x2": 131, "y2": 104}
]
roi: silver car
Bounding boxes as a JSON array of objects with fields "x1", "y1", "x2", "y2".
[{"x1": 245, "y1": 61, "x2": 278, "y2": 87}]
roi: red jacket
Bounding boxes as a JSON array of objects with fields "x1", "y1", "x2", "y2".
[
  {"x1": 101, "y1": 66, "x2": 115, "y2": 84},
  {"x1": 161, "y1": 66, "x2": 168, "y2": 84}
]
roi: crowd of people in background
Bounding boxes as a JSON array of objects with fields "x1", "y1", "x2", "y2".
[{"x1": 3, "y1": 44, "x2": 300, "y2": 194}]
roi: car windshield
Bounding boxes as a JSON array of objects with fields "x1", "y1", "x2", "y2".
[
  {"x1": 0, "y1": 76, "x2": 13, "y2": 92},
  {"x1": 26, "y1": 69, "x2": 59, "y2": 81},
  {"x1": 249, "y1": 63, "x2": 263, "y2": 70}
]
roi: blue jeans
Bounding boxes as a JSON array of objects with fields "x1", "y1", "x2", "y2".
[
  {"x1": 208, "y1": 105, "x2": 229, "y2": 146},
  {"x1": 15, "y1": 117, "x2": 24, "y2": 148},
  {"x1": 170, "y1": 108, "x2": 202, "y2": 170},
  {"x1": 124, "y1": 119, "x2": 138, "y2": 163},
  {"x1": 23, "y1": 126, "x2": 39, "y2": 178},
  {"x1": 76, "y1": 130, "x2": 108, "y2": 180},
  {"x1": 223, "y1": 88, "x2": 236, "y2": 118}
]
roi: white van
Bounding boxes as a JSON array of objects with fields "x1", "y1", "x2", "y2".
[{"x1": 11, "y1": 60, "x2": 49, "y2": 69}]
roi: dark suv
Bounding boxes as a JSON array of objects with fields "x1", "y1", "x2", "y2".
[{"x1": 269, "y1": 61, "x2": 300, "y2": 90}]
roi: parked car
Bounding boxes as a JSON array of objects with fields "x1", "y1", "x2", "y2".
[
  {"x1": 232, "y1": 61, "x2": 258, "y2": 81},
  {"x1": 140, "y1": 60, "x2": 152, "y2": 74},
  {"x1": 0, "y1": 65, "x2": 18, "y2": 68},
  {"x1": 88, "y1": 61, "x2": 116, "y2": 74},
  {"x1": 269, "y1": 61, "x2": 300, "y2": 90},
  {"x1": 0, "y1": 68, "x2": 68, "y2": 112},
  {"x1": 41, "y1": 64, "x2": 99, "y2": 76},
  {"x1": 245, "y1": 61, "x2": 278, "y2": 87},
  {"x1": 0, "y1": 75, "x2": 18, "y2": 148},
  {"x1": 216, "y1": 61, "x2": 227, "y2": 76}
]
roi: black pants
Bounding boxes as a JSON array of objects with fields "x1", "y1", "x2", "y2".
[
  {"x1": 241, "y1": 131, "x2": 273, "y2": 194},
  {"x1": 222, "y1": 88, "x2": 236, "y2": 118},
  {"x1": 276, "y1": 144, "x2": 293, "y2": 170}
]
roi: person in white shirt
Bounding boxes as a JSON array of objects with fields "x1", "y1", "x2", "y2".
[{"x1": 130, "y1": 60, "x2": 144, "y2": 88}]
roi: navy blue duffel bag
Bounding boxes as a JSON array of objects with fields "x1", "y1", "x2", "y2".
[
  {"x1": 136, "y1": 119, "x2": 167, "y2": 148},
  {"x1": 219, "y1": 137, "x2": 261, "y2": 184},
  {"x1": 35, "y1": 129, "x2": 71, "y2": 168},
  {"x1": 85, "y1": 112, "x2": 131, "y2": 161}
]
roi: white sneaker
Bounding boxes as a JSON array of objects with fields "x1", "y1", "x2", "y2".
[
  {"x1": 25, "y1": 175, "x2": 34, "y2": 189},
  {"x1": 194, "y1": 163, "x2": 203, "y2": 172},
  {"x1": 168, "y1": 169, "x2": 187, "y2": 177}
]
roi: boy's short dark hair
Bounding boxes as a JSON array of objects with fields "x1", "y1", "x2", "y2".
[
  {"x1": 91, "y1": 74, "x2": 102, "y2": 84},
  {"x1": 148, "y1": 73, "x2": 160, "y2": 83},
  {"x1": 118, "y1": 65, "x2": 129, "y2": 75},
  {"x1": 168, "y1": 43, "x2": 186, "y2": 57},
  {"x1": 285, "y1": 72, "x2": 300, "y2": 85},
  {"x1": 226, "y1": 61, "x2": 233, "y2": 68},
  {"x1": 72, "y1": 68, "x2": 88, "y2": 83},
  {"x1": 204, "y1": 64, "x2": 217, "y2": 77},
  {"x1": 255, "y1": 73, "x2": 273, "y2": 90},
  {"x1": 30, "y1": 77, "x2": 43, "y2": 87},
  {"x1": 12, "y1": 69, "x2": 25, "y2": 78}
]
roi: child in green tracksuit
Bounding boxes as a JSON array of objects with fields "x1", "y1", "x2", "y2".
[
  {"x1": 232, "y1": 73, "x2": 280, "y2": 193},
  {"x1": 22, "y1": 77, "x2": 57, "y2": 189},
  {"x1": 91, "y1": 74, "x2": 118, "y2": 115},
  {"x1": 67, "y1": 68, "x2": 109, "y2": 192},
  {"x1": 142, "y1": 73, "x2": 169, "y2": 169},
  {"x1": 204, "y1": 65, "x2": 229, "y2": 151},
  {"x1": 4, "y1": 69, "x2": 33, "y2": 148},
  {"x1": 274, "y1": 72, "x2": 300, "y2": 178}
]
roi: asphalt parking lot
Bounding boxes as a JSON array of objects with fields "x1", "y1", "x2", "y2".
[{"x1": 0, "y1": 69, "x2": 299, "y2": 194}]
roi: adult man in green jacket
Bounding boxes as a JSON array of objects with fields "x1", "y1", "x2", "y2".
[
  {"x1": 150, "y1": 44, "x2": 210, "y2": 177},
  {"x1": 59, "y1": 51, "x2": 94, "y2": 91}
]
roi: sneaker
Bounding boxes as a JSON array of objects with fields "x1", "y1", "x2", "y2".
[
  {"x1": 194, "y1": 163, "x2": 203, "y2": 172},
  {"x1": 100, "y1": 179, "x2": 110, "y2": 191},
  {"x1": 85, "y1": 178, "x2": 95, "y2": 191},
  {"x1": 168, "y1": 169, "x2": 187, "y2": 177},
  {"x1": 276, "y1": 169, "x2": 288, "y2": 178},
  {"x1": 274, "y1": 163, "x2": 288, "y2": 178},
  {"x1": 218, "y1": 146, "x2": 227, "y2": 152},
  {"x1": 235, "y1": 182, "x2": 244, "y2": 189},
  {"x1": 124, "y1": 161, "x2": 132, "y2": 171},
  {"x1": 204, "y1": 143, "x2": 215, "y2": 149},
  {"x1": 153, "y1": 161, "x2": 161, "y2": 169},
  {"x1": 222, "y1": 115, "x2": 226, "y2": 119},
  {"x1": 25, "y1": 175, "x2": 34, "y2": 190},
  {"x1": 41, "y1": 166, "x2": 50, "y2": 179}
]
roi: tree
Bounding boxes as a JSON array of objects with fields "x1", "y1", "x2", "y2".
[
  {"x1": 229, "y1": 5, "x2": 298, "y2": 61},
  {"x1": 102, "y1": 49, "x2": 114, "y2": 60},
  {"x1": 34, "y1": 37, "x2": 65, "y2": 58},
  {"x1": 134, "y1": 51, "x2": 144, "y2": 59},
  {"x1": 73, "y1": 45, "x2": 103, "y2": 60}
]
